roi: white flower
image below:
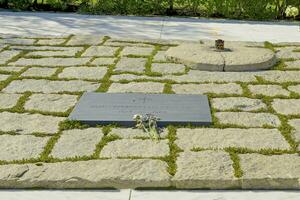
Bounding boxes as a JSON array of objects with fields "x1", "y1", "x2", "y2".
[
  {"x1": 285, "y1": 6, "x2": 299, "y2": 18},
  {"x1": 133, "y1": 114, "x2": 142, "y2": 120}
]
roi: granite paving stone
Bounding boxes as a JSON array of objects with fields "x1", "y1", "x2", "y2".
[
  {"x1": 51, "y1": 128, "x2": 104, "y2": 159},
  {"x1": 109, "y1": 128, "x2": 168, "y2": 139},
  {"x1": 121, "y1": 46, "x2": 154, "y2": 56},
  {"x1": 257, "y1": 71, "x2": 300, "y2": 83},
  {"x1": 11, "y1": 57, "x2": 90, "y2": 67},
  {"x1": 173, "y1": 83, "x2": 243, "y2": 95},
  {"x1": 24, "y1": 94, "x2": 78, "y2": 113},
  {"x1": 215, "y1": 112, "x2": 281, "y2": 127},
  {"x1": 10, "y1": 46, "x2": 79, "y2": 51},
  {"x1": 176, "y1": 128, "x2": 289, "y2": 151},
  {"x1": 285, "y1": 60, "x2": 300, "y2": 69},
  {"x1": 66, "y1": 35, "x2": 104, "y2": 45},
  {"x1": 0, "y1": 135, "x2": 49, "y2": 161},
  {"x1": 0, "y1": 159, "x2": 171, "y2": 188},
  {"x1": 36, "y1": 39, "x2": 66, "y2": 45},
  {"x1": 165, "y1": 70, "x2": 257, "y2": 83},
  {"x1": 152, "y1": 63, "x2": 185, "y2": 74},
  {"x1": 91, "y1": 57, "x2": 115, "y2": 65},
  {"x1": 26, "y1": 47, "x2": 83, "y2": 57},
  {"x1": 0, "y1": 93, "x2": 22, "y2": 109},
  {"x1": 82, "y1": 46, "x2": 118, "y2": 57},
  {"x1": 272, "y1": 99, "x2": 300, "y2": 115},
  {"x1": 3, "y1": 79, "x2": 100, "y2": 93},
  {"x1": 100, "y1": 139, "x2": 169, "y2": 158},
  {"x1": 110, "y1": 74, "x2": 163, "y2": 82},
  {"x1": 114, "y1": 57, "x2": 147, "y2": 73},
  {"x1": 108, "y1": 82, "x2": 164, "y2": 93},
  {"x1": 240, "y1": 154, "x2": 300, "y2": 189},
  {"x1": 0, "y1": 44, "x2": 7, "y2": 51},
  {"x1": 211, "y1": 97, "x2": 266, "y2": 111},
  {"x1": 104, "y1": 41, "x2": 153, "y2": 47},
  {"x1": 288, "y1": 119, "x2": 300, "y2": 142},
  {"x1": 172, "y1": 151, "x2": 238, "y2": 189},
  {"x1": 0, "y1": 66, "x2": 25, "y2": 72},
  {"x1": 58, "y1": 67, "x2": 107, "y2": 80},
  {"x1": 0, "y1": 50, "x2": 21, "y2": 65},
  {"x1": 0, "y1": 74, "x2": 10, "y2": 82},
  {"x1": 0, "y1": 112, "x2": 65, "y2": 134},
  {"x1": 276, "y1": 47, "x2": 300, "y2": 59},
  {"x1": 248, "y1": 85, "x2": 290, "y2": 97},
  {"x1": 0, "y1": 38, "x2": 35, "y2": 45},
  {"x1": 21, "y1": 67, "x2": 57, "y2": 77},
  {"x1": 288, "y1": 85, "x2": 300, "y2": 95},
  {"x1": 153, "y1": 51, "x2": 168, "y2": 62}
]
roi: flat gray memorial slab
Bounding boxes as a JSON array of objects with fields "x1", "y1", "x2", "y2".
[{"x1": 69, "y1": 92, "x2": 212, "y2": 126}]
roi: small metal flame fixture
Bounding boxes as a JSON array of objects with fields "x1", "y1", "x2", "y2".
[{"x1": 215, "y1": 39, "x2": 225, "y2": 50}]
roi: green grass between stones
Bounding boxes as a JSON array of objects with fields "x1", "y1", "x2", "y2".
[{"x1": 0, "y1": 37, "x2": 299, "y2": 182}]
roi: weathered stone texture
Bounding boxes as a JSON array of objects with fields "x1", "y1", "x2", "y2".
[
  {"x1": 285, "y1": 60, "x2": 300, "y2": 69},
  {"x1": 66, "y1": 35, "x2": 104, "y2": 45},
  {"x1": 153, "y1": 51, "x2": 168, "y2": 62},
  {"x1": 58, "y1": 67, "x2": 107, "y2": 80},
  {"x1": 108, "y1": 82, "x2": 164, "y2": 93},
  {"x1": 12, "y1": 58, "x2": 90, "y2": 66},
  {"x1": 109, "y1": 128, "x2": 168, "y2": 139},
  {"x1": 248, "y1": 85, "x2": 290, "y2": 97},
  {"x1": 121, "y1": 46, "x2": 154, "y2": 56},
  {"x1": 82, "y1": 46, "x2": 118, "y2": 57},
  {"x1": 276, "y1": 47, "x2": 300, "y2": 59},
  {"x1": 100, "y1": 139, "x2": 169, "y2": 158},
  {"x1": 114, "y1": 57, "x2": 147, "y2": 73},
  {"x1": 173, "y1": 83, "x2": 242, "y2": 95},
  {"x1": 0, "y1": 66, "x2": 24, "y2": 72},
  {"x1": 0, "y1": 50, "x2": 21, "y2": 65},
  {"x1": 3, "y1": 79, "x2": 100, "y2": 93},
  {"x1": 91, "y1": 57, "x2": 115, "y2": 65},
  {"x1": 272, "y1": 99, "x2": 300, "y2": 115},
  {"x1": 166, "y1": 44, "x2": 276, "y2": 71},
  {"x1": 211, "y1": 97, "x2": 266, "y2": 111},
  {"x1": 21, "y1": 67, "x2": 57, "y2": 77},
  {"x1": 24, "y1": 94, "x2": 78, "y2": 113},
  {"x1": 36, "y1": 39, "x2": 66, "y2": 45},
  {"x1": 240, "y1": 153, "x2": 300, "y2": 189},
  {"x1": 0, "y1": 112, "x2": 65, "y2": 134},
  {"x1": 215, "y1": 112, "x2": 281, "y2": 127},
  {"x1": 288, "y1": 85, "x2": 300, "y2": 95},
  {"x1": 176, "y1": 128, "x2": 289, "y2": 151},
  {"x1": 0, "y1": 93, "x2": 21, "y2": 109},
  {"x1": 26, "y1": 47, "x2": 83, "y2": 57},
  {"x1": 0, "y1": 135, "x2": 49, "y2": 161},
  {"x1": 0, "y1": 38, "x2": 35, "y2": 45},
  {"x1": 152, "y1": 63, "x2": 185, "y2": 74},
  {"x1": 173, "y1": 151, "x2": 238, "y2": 189},
  {"x1": 165, "y1": 70, "x2": 257, "y2": 83},
  {"x1": 257, "y1": 71, "x2": 300, "y2": 83},
  {"x1": 288, "y1": 119, "x2": 300, "y2": 142},
  {"x1": 0, "y1": 74, "x2": 10, "y2": 82},
  {"x1": 51, "y1": 128, "x2": 104, "y2": 159},
  {"x1": 0, "y1": 159, "x2": 171, "y2": 188}
]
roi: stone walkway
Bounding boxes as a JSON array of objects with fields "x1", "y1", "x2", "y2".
[
  {"x1": 1, "y1": 11, "x2": 300, "y2": 42},
  {"x1": 0, "y1": 34, "x2": 299, "y2": 189},
  {"x1": 1, "y1": 190, "x2": 300, "y2": 200}
]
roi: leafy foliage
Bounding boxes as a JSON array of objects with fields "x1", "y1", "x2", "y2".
[{"x1": 0, "y1": 0, "x2": 299, "y2": 20}]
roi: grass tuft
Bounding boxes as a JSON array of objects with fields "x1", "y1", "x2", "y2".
[
  {"x1": 264, "y1": 41, "x2": 276, "y2": 52},
  {"x1": 160, "y1": 126, "x2": 183, "y2": 176}
]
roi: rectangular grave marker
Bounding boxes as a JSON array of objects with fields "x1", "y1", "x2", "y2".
[{"x1": 69, "y1": 92, "x2": 212, "y2": 126}]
